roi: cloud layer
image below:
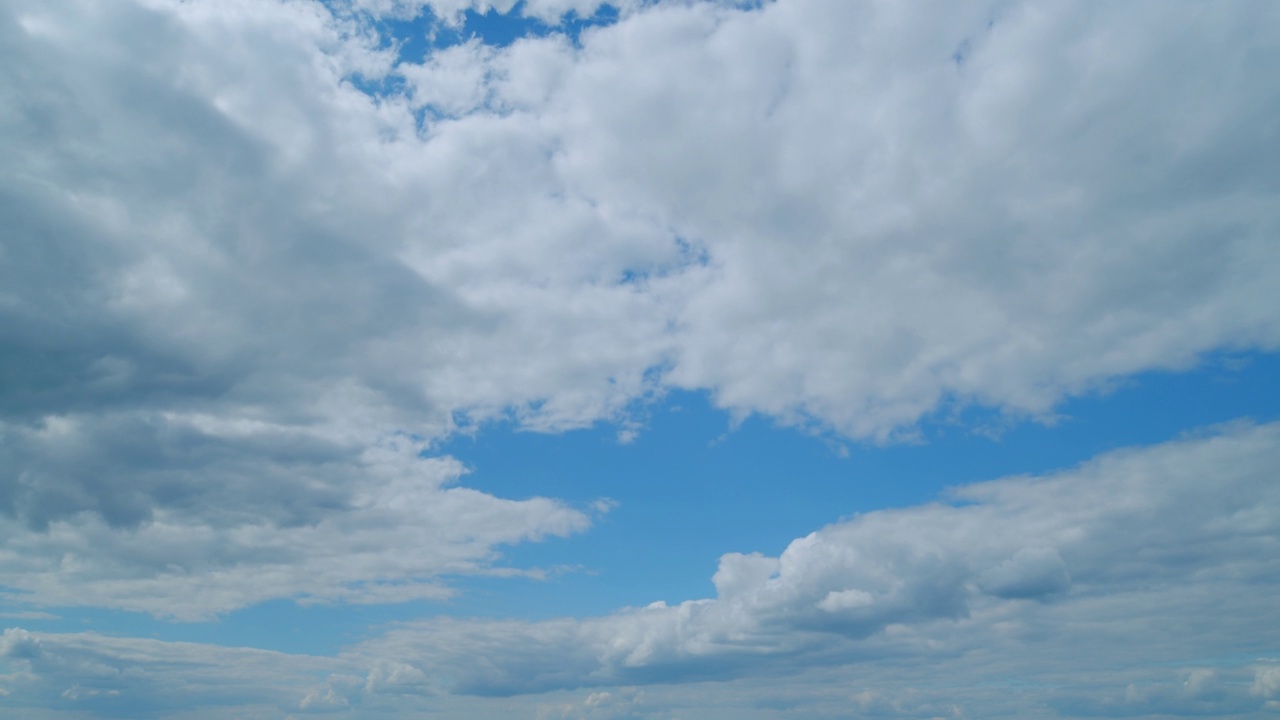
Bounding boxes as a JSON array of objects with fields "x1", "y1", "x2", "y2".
[
  {"x1": 0, "y1": 432, "x2": 591, "y2": 618},
  {"x1": 2, "y1": 1, "x2": 1280, "y2": 716},
  {"x1": 4, "y1": 423, "x2": 1279, "y2": 717},
  {"x1": 8, "y1": 0, "x2": 1280, "y2": 435},
  {"x1": 354, "y1": 422, "x2": 1280, "y2": 697}
]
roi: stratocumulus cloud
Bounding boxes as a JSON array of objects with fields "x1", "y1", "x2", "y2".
[
  {"x1": 352, "y1": 423, "x2": 1280, "y2": 696},
  {"x1": 1, "y1": 0, "x2": 1279, "y2": 717},
  {"x1": 3, "y1": 424, "x2": 1279, "y2": 716}
]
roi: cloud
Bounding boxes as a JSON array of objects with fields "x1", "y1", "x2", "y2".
[
  {"x1": 2, "y1": 0, "x2": 618, "y2": 617},
  {"x1": 354, "y1": 422, "x2": 1280, "y2": 697},
  {"x1": 1050, "y1": 667, "x2": 1270, "y2": 718},
  {"x1": 2, "y1": 0, "x2": 1279, "y2": 631},
  {"x1": 0, "y1": 611, "x2": 60, "y2": 621},
  {"x1": 4, "y1": 423, "x2": 1278, "y2": 718},
  {"x1": 975, "y1": 546, "x2": 1071, "y2": 600},
  {"x1": 548, "y1": 0, "x2": 1280, "y2": 438},
  {"x1": 0, "y1": 626, "x2": 346, "y2": 717},
  {"x1": 0, "y1": 431, "x2": 591, "y2": 618},
  {"x1": 11, "y1": 0, "x2": 1276, "y2": 442}
]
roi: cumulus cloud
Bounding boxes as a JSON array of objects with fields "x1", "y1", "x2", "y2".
[
  {"x1": 4, "y1": 423, "x2": 1277, "y2": 718},
  {"x1": 0, "y1": 431, "x2": 592, "y2": 618},
  {"x1": 2, "y1": 0, "x2": 625, "y2": 616},
  {"x1": 2, "y1": 0, "x2": 1279, "y2": 639},
  {"x1": 354, "y1": 422, "x2": 1280, "y2": 697},
  {"x1": 10, "y1": 0, "x2": 1276, "y2": 442}
]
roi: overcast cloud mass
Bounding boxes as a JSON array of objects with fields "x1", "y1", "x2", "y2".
[{"x1": 2, "y1": 0, "x2": 1279, "y2": 717}]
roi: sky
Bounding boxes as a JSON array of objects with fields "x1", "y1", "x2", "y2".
[{"x1": 1, "y1": 0, "x2": 1279, "y2": 718}]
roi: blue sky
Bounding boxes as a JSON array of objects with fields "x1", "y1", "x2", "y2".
[{"x1": 2, "y1": 1, "x2": 1280, "y2": 718}]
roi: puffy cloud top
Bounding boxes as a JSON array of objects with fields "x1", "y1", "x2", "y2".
[{"x1": 355, "y1": 422, "x2": 1280, "y2": 696}]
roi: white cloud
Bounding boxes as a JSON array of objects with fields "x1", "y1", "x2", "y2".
[
  {"x1": 555, "y1": 0, "x2": 1280, "y2": 438},
  {"x1": 0, "y1": 427, "x2": 592, "y2": 618},
  {"x1": 396, "y1": 0, "x2": 1277, "y2": 438},
  {"x1": 2, "y1": 0, "x2": 1279, "y2": 643},
  {"x1": 353, "y1": 422, "x2": 1280, "y2": 699},
  {"x1": 0, "y1": 626, "x2": 346, "y2": 717},
  {"x1": 4, "y1": 423, "x2": 1278, "y2": 718},
  {"x1": 9, "y1": 0, "x2": 1277, "y2": 439},
  {"x1": 402, "y1": 39, "x2": 497, "y2": 116}
]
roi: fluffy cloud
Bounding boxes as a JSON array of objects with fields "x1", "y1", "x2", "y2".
[
  {"x1": 5, "y1": 0, "x2": 1279, "y2": 716},
  {"x1": 8, "y1": 0, "x2": 1279, "y2": 437},
  {"x1": 4, "y1": 423, "x2": 1278, "y2": 718},
  {"x1": 354, "y1": 422, "x2": 1280, "y2": 699},
  {"x1": 2, "y1": 0, "x2": 624, "y2": 616},
  {"x1": 531, "y1": 0, "x2": 1280, "y2": 437},
  {"x1": 0, "y1": 429, "x2": 592, "y2": 618},
  {"x1": 3, "y1": 0, "x2": 1279, "y2": 634}
]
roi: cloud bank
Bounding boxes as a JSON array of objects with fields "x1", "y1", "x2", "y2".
[
  {"x1": 355, "y1": 422, "x2": 1280, "y2": 697},
  {"x1": 4, "y1": 423, "x2": 1279, "y2": 717},
  {"x1": 3, "y1": 0, "x2": 1279, "y2": 615},
  {"x1": 2, "y1": 0, "x2": 1280, "y2": 716}
]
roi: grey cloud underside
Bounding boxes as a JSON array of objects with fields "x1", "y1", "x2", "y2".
[
  {"x1": 0, "y1": 628, "x2": 341, "y2": 717},
  {"x1": 0, "y1": 433, "x2": 592, "y2": 619},
  {"x1": 3, "y1": 424, "x2": 1278, "y2": 718},
  {"x1": 0, "y1": 0, "x2": 1278, "y2": 623}
]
